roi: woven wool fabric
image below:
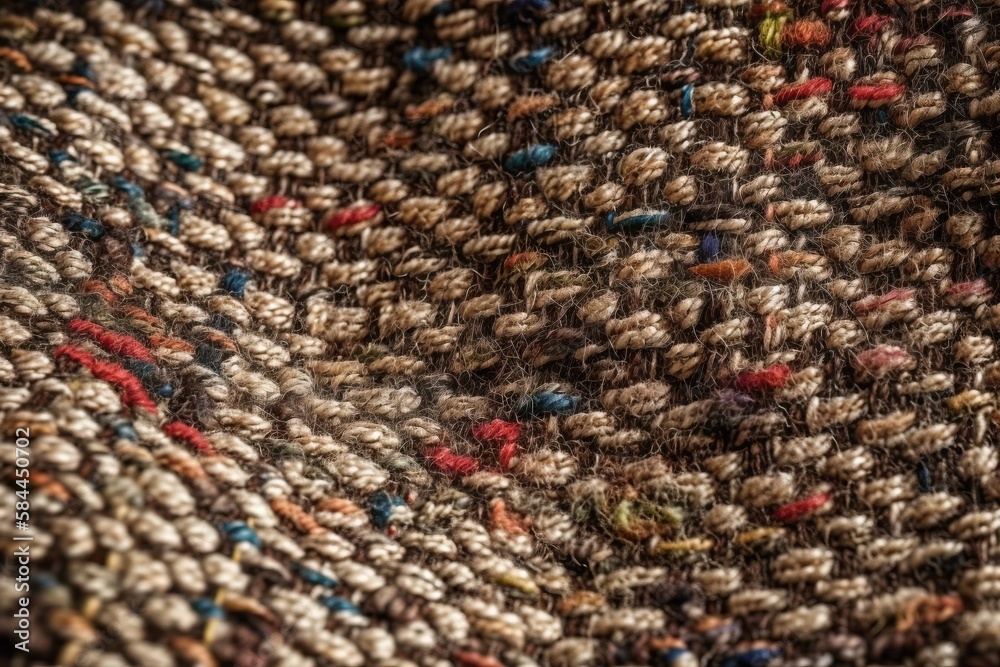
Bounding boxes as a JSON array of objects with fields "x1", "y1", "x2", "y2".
[{"x1": 2, "y1": 0, "x2": 1000, "y2": 666}]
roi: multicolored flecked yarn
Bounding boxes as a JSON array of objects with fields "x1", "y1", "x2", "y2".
[{"x1": 3, "y1": 0, "x2": 1000, "y2": 665}]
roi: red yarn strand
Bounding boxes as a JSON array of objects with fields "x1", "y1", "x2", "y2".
[
  {"x1": 425, "y1": 447, "x2": 480, "y2": 477},
  {"x1": 162, "y1": 421, "x2": 217, "y2": 456},
  {"x1": 774, "y1": 492, "x2": 832, "y2": 523},
  {"x1": 67, "y1": 319, "x2": 155, "y2": 363},
  {"x1": 53, "y1": 345, "x2": 158, "y2": 413},
  {"x1": 735, "y1": 364, "x2": 792, "y2": 393}
]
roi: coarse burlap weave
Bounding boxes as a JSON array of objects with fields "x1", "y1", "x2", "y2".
[{"x1": 1, "y1": 1, "x2": 1000, "y2": 666}]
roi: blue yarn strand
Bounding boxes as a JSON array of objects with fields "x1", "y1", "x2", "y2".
[
  {"x1": 656, "y1": 649, "x2": 698, "y2": 667},
  {"x1": 62, "y1": 212, "x2": 104, "y2": 239},
  {"x1": 165, "y1": 150, "x2": 203, "y2": 172},
  {"x1": 126, "y1": 360, "x2": 157, "y2": 380},
  {"x1": 71, "y1": 59, "x2": 98, "y2": 83},
  {"x1": 191, "y1": 598, "x2": 225, "y2": 619},
  {"x1": 429, "y1": 2, "x2": 452, "y2": 16},
  {"x1": 222, "y1": 521, "x2": 262, "y2": 548},
  {"x1": 369, "y1": 490, "x2": 405, "y2": 528},
  {"x1": 720, "y1": 649, "x2": 782, "y2": 667},
  {"x1": 681, "y1": 84, "x2": 695, "y2": 119},
  {"x1": 504, "y1": 144, "x2": 556, "y2": 172},
  {"x1": 507, "y1": 0, "x2": 551, "y2": 22},
  {"x1": 113, "y1": 176, "x2": 145, "y2": 199},
  {"x1": 510, "y1": 47, "x2": 553, "y2": 73},
  {"x1": 319, "y1": 596, "x2": 362, "y2": 614},
  {"x1": 73, "y1": 178, "x2": 111, "y2": 204},
  {"x1": 196, "y1": 344, "x2": 230, "y2": 372},
  {"x1": 11, "y1": 114, "x2": 53, "y2": 137},
  {"x1": 700, "y1": 232, "x2": 721, "y2": 261},
  {"x1": 402, "y1": 46, "x2": 452, "y2": 71},
  {"x1": 49, "y1": 150, "x2": 75, "y2": 165},
  {"x1": 917, "y1": 460, "x2": 933, "y2": 492},
  {"x1": 166, "y1": 206, "x2": 181, "y2": 236},
  {"x1": 111, "y1": 421, "x2": 139, "y2": 441},
  {"x1": 125, "y1": 360, "x2": 172, "y2": 398},
  {"x1": 606, "y1": 210, "x2": 671, "y2": 232},
  {"x1": 516, "y1": 392, "x2": 580, "y2": 418},
  {"x1": 294, "y1": 563, "x2": 339, "y2": 589},
  {"x1": 221, "y1": 269, "x2": 250, "y2": 298}
]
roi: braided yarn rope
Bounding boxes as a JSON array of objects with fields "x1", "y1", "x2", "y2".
[{"x1": 1, "y1": 0, "x2": 1000, "y2": 666}]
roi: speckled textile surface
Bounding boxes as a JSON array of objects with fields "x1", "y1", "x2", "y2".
[{"x1": 1, "y1": 0, "x2": 1000, "y2": 666}]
